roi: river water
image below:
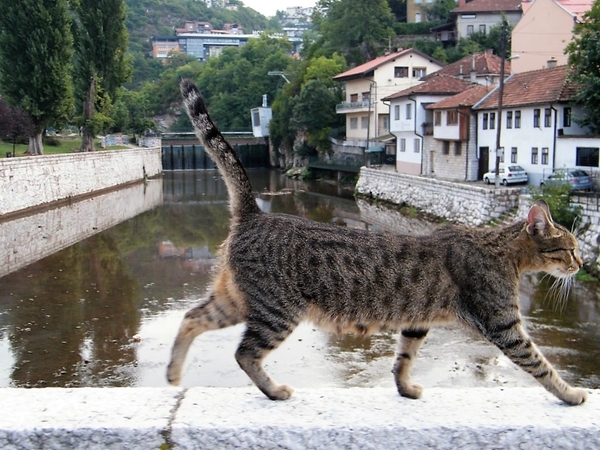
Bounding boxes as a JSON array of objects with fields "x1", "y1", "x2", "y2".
[{"x1": 0, "y1": 169, "x2": 598, "y2": 393}]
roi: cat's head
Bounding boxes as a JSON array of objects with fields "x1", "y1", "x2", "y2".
[{"x1": 525, "y1": 200, "x2": 582, "y2": 279}]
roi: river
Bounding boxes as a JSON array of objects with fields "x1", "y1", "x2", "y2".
[{"x1": 0, "y1": 169, "x2": 597, "y2": 393}]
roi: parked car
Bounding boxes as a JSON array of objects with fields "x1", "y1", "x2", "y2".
[
  {"x1": 540, "y1": 169, "x2": 593, "y2": 191},
  {"x1": 483, "y1": 165, "x2": 528, "y2": 186}
]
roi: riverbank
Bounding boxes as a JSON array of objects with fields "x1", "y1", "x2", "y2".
[
  {"x1": 0, "y1": 147, "x2": 162, "y2": 218},
  {"x1": 0, "y1": 387, "x2": 597, "y2": 449}
]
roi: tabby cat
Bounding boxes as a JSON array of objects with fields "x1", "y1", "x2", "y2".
[{"x1": 167, "y1": 79, "x2": 587, "y2": 405}]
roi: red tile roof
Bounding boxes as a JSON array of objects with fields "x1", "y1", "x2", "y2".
[
  {"x1": 425, "y1": 85, "x2": 494, "y2": 109},
  {"x1": 453, "y1": 0, "x2": 522, "y2": 13},
  {"x1": 382, "y1": 74, "x2": 476, "y2": 101},
  {"x1": 473, "y1": 65, "x2": 577, "y2": 109},
  {"x1": 422, "y1": 50, "x2": 510, "y2": 80},
  {"x1": 556, "y1": 0, "x2": 594, "y2": 20},
  {"x1": 333, "y1": 48, "x2": 444, "y2": 82}
]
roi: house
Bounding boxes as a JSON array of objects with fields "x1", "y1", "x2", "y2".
[
  {"x1": 452, "y1": 0, "x2": 523, "y2": 39},
  {"x1": 511, "y1": 0, "x2": 593, "y2": 73},
  {"x1": 421, "y1": 49, "x2": 511, "y2": 86},
  {"x1": 473, "y1": 65, "x2": 599, "y2": 186},
  {"x1": 382, "y1": 74, "x2": 477, "y2": 175},
  {"x1": 424, "y1": 85, "x2": 493, "y2": 181},
  {"x1": 406, "y1": 0, "x2": 434, "y2": 23},
  {"x1": 332, "y1": 49, "x2": 445, "y2": 153}
]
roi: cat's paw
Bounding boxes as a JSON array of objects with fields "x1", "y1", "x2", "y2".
[
  {"x1": 266, "y1": 384, "x2": 294, "y2": 401},
  {"x1": 561, "y1": 387, "x2": 588, "y2": 406},
  {"x1": 166, "y1": 365, "x2": 181, "y2": 386},
  {"x1": 398, "y1": 382, "x2": 423, "y2": 400}
]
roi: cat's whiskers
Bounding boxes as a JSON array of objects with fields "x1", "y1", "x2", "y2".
[{"x1": 547, "y1": 272, "x2": 573, "y2": 314}]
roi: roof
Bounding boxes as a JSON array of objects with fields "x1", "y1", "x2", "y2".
[
  {"x1": 453, "y1": 0, "x2": 523, "y2": 13},
  {"x1": 421, "y1": 50, "x2": 510, "y2": 80},
  {"x1": 556, "y1": 0, "x2": 594, "y2": 20},
  {"x1": 382, "y1": 74, "x2": 476, "y2": 101},
  {"x1": 473, "y1": 65, "x2": 577, "y2": 109},
  {"x1": 333, "y1": 48, "x2": 444, "y2": 82},
  {"x1": 425, "y1": 85, "x2": 494, "y2": 109}
]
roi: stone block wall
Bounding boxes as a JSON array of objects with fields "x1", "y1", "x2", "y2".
[
  {"x1": 0, "y1": 148, "x2": 162, "y2": 217},
  {"x1": 356, "y1": 167, "x2": 520, "y2": 226}
]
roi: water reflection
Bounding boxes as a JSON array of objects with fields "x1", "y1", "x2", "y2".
[{"x1": 0, "y1": 170, "x2": 597, "y2": 391}]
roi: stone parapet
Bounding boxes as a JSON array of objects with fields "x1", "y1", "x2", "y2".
[{"x1": 0, "y1": 387, "x2": 596, "y2": 449}]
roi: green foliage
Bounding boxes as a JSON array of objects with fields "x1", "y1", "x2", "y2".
[
  {"x1": 313, "y1": 0, "x2": 396, "y2": 65},
  {"x1": 0, "y1": 0, "x2": 74, "y2": 141},
  {"x1": 421, "y1": 0, "x2": 456, "y2": 23},
  {"x1": 565, "y1": 1, "x2": 600, "y2": 134},
  {"x1": 530, "y1": 184, "x2": 582, "y2": 230},
  {"x1": 394, "y1": 22, "x2": 440, "y2": 36}
]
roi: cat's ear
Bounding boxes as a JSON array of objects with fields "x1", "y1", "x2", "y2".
[{"x1": 526, "y1": 200, "x2": 555, "y2": 235}]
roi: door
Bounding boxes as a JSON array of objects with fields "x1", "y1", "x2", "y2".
[{"x1": 478, "y1": 146, "x2": 489, "y2": 180}]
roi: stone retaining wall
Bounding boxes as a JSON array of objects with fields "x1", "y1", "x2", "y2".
[
  {"x1": 0, "y1": 148, "x2": 162, "y2": 217},
  {"x1": 356, "y1": 167, "x2": 520, "y2": 227}
]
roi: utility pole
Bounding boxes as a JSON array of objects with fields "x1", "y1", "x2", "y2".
[{"x1": 494, "y1": 20, "x2": 508, "y2": 188}]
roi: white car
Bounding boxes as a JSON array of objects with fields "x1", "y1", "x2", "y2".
[{"x1": 483, "y1": 165, "x2": 528, "y2": 186}]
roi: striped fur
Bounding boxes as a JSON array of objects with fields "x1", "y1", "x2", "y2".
[{"x1": 167, "y1": 79, "x2": 587, "y2": 405}]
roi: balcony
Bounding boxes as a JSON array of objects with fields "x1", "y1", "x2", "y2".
[{"x1": 336, "y1": 100, "x2": 370, "y2": 113}]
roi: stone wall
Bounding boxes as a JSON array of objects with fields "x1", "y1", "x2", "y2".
[
  {"x1": 356, "y1": 167, "x2": 519, "y2": 227},
  {"x1": 0, "y1": 148, "x2": 162, "y2": 217}
]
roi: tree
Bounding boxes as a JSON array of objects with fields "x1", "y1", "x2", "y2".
[
  {"x1": 313, "y1": 0, "x2": 395, "y2": 65},
  {"x1": 565, "y1": 1, "x2": 600, "y2": 134},
  {"x1": 0, "y1": 0, "x2": 74, "y2": 155},
  {"x1": 72, "y1": 0, "x2": 131, "y2": 151},
  {"x1": 0, "y1": 99, "x2": 34, "y2": 153}
]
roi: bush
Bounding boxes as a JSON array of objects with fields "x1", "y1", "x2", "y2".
[
  {"x1": 530, "y1": 184, "x2": 582, "y2": 230},
  {"x1": 43, "y1": 136, "x2": 62, "y2": 146}
]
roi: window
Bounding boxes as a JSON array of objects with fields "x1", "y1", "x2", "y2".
[
  {"x1": 415, "y1": 12, "x2": 422, "y2": 22},
  {"x1": 414, "y1": 138, "x2": 420, "y2": 153},
  {"x1": 447, "y1": 110, "x2": 458, "y2": 125},
  {"x1": 515, "y1": 110, "x2": 521, "y2": 128},
  {"x1": 361, "y1": 92, "x2": 370, "y2": 102},
  {"x1": 413, "y1": 67, "x2": 427, "y2": 78},
  {"x1": 467, "y1": 25, "x2": 474, "y2": 35},
  {"x1": 479, "y1": 24, "x2": 486, "y2": 34},
  {"x1": 400, "y1": 138, "x2": 406, "y2": 152},
  {"x1": 506, "y1": 111, "x2": 513, "y2": 129},
  {"x1": 443, "y1": 141, "x2": 450, "y2": 155},
  {"x1": 350, "y1": 118, "x2": 358, "y2": 129},
  {"x1": 434, "y1": 111, "x2": 442, "y2": 126},
  {"x1": 511, "y1": 147, "x2": 517, "y2": 163},
  {"x1": 533, "y1": 109, "x2": 541, "y2": 127},
  {"x1": 531, "y1": 147, "x2": 538, "y2": 164},
  {"x1": 394, "y1": 105, "x2": 400, "y2": 121},
  {"x1": 576, "y1": 147, "x2": 599, "y2": 166},
  {"x1": 482, "y1": 113, "x2": 488, "y2": 130},
  {"x1": 454, "y1": 142, "x2": 462, "y2": 156},
  {"x1": 544, "y1": 108, "x2": 552, "y2": 127},
  {"x1": 361, "y1": 116, "x2": 369, "y2": 129},
  {"x1": 394, "y1": 66, "x2": 409, "y2": 78},
  {"x1": 350, "y1": 93, "x2": 358, "y2": 102},
  {"x1": 381, "y1": 115, "x2": 389, "y2": 132},
  {"x1": 541, "y1": 147, "x2": 549, "y2": 165},
  {"x1": 490, "y1": 112, "x2": 496, "y2": 130},
  {"x1": 406, "y1": 103, "x2": 412, "y2": 120},
  {"x1": 563, "y1": 107, "x2": 572, "y2": 127}
]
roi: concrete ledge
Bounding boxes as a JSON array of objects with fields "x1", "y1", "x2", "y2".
[{"x1": 0, "y1": 387, "x2": 597, "y2": 449}]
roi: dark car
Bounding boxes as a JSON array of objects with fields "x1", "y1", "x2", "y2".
[{"x1": 540, "y1": 169, "x2": 594, "y2": 191}]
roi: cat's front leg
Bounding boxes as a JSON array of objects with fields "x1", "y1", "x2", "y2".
[
  {"x1": 393, "y1": 328, "x2": 429, "y2": 399},
  {"x1": 483, "y1": 318, "x2": 587, "y2": 405}
]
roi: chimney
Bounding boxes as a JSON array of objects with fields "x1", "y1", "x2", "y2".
[{"x1": 547, "y1": 57, "x2": 557, "y2": 69}]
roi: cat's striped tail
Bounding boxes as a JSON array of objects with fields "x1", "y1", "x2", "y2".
[{"x1": 180, "y1": 79, "x2": 261, "y2": 219}]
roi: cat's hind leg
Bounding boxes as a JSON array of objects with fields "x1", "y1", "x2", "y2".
[
  {"x1": 166, "y1": 273, "x2": 247, "y2": 386},
  {"x1": 235, "y1": 314, "x2": 300, "y2": 400},
  {"x1": 393, "y1": 328, "x2": 429, "y2": 399}
]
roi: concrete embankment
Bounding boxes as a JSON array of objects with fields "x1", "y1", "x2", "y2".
[
  {"x1": 0, "y1": 387, "x2": 597, "y2": 449},
  {"x1": 0, "y1": 148, "x2": 162, "y2": 217}
]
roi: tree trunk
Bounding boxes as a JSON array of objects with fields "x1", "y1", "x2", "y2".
[
  {"x1": 26, "y1": 131, "x2": 43, "y2": 155},
  {"x1": 81, "y1": 75, "x2": 96, "y2": 152}
]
